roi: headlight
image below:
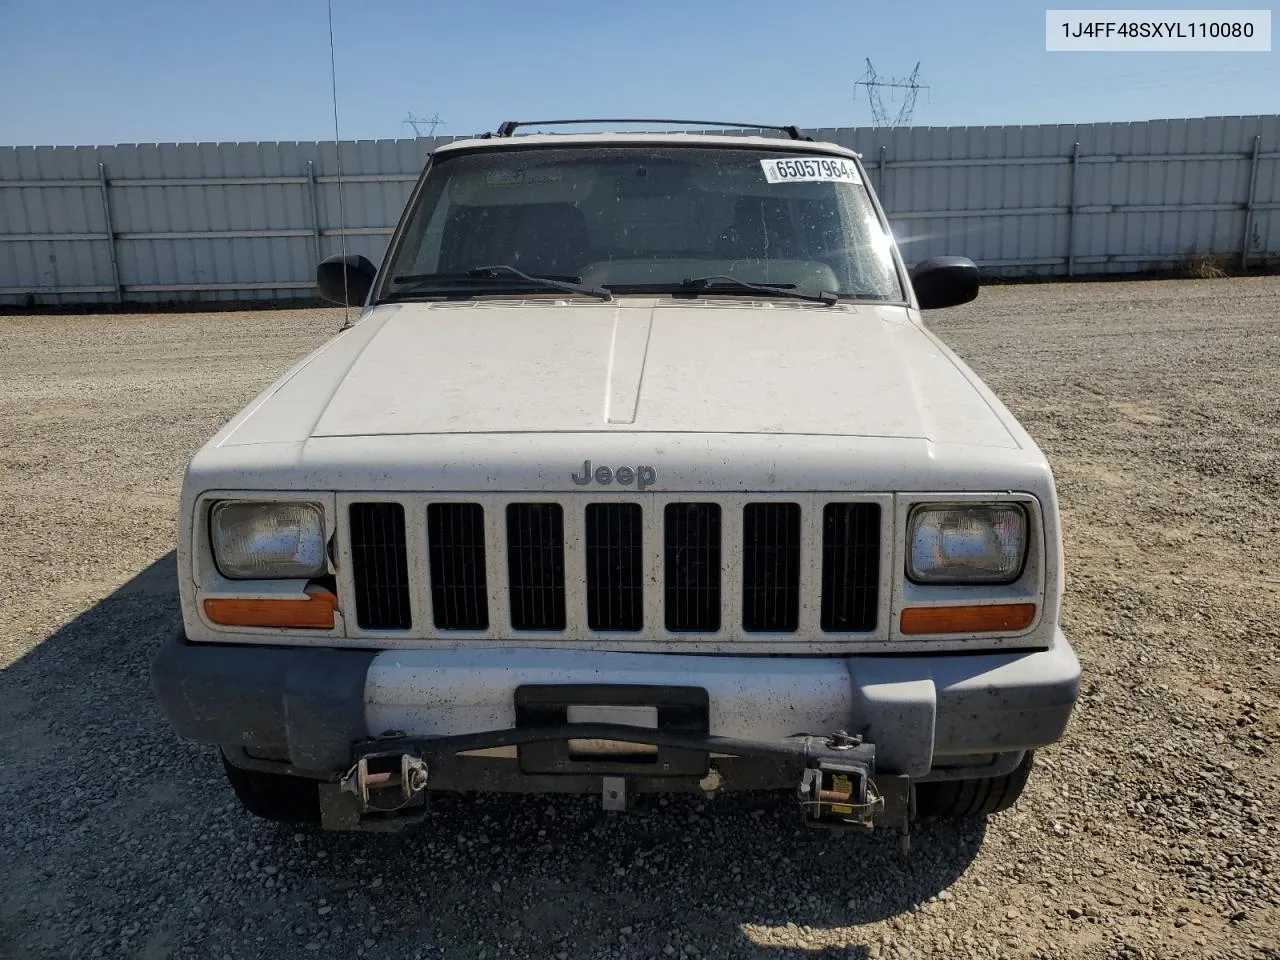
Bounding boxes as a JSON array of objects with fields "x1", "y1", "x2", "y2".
[
  {"x1": 907, "y1": 504, "x2": 1027, "y2": 584},
  {"x1": 210, "y1": 501, "x2": 327, "y2": 580}
]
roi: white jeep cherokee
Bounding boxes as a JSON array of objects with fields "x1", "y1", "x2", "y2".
[{"x1": 153, "y1": 120, "x2": 1079, "y2": 840}]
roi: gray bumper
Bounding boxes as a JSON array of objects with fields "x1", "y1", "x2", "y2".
[
  {"x1": 152, "y1": 631, "x2": 1079, "y2": 779},
  {"x1": 151, "y1": 636, "x2": 376, "y2": 772}
]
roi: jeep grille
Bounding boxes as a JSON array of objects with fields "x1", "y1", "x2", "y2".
[
  {"x1": 426, "y1": 503, "x2": 489, "y2": 630},
  {"x1": 344, "y1": 496, "x2": 883, "y2": 641},
  {"x1": 820, "y1": 503, "x2": 881, "y2": 632},
  {"x1": 584, "y1": 503, "x2": 645, "y2": 631},
  {"x1": 664, "y1": 503, "x2": 722, "y2": 632},
  {"x1": 741, "y1": 502, "x2": 802, "y2": 632},
  {"x1": 506, "y1": 503, "x2": 567, "y2": 631},
  {"x1": 349, "y1": 502, "x2": 412, "y2": 630}
]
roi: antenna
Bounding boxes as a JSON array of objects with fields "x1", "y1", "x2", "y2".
[
  {"x1": 404, "y1": 112, "x2": 444, "y2": 138},
  {"x1": 327, "y1": 0, "x2": 351, "y2": 330},
  {"x1": 854, "y1": 60, "x2": 928, "y2": 127}
]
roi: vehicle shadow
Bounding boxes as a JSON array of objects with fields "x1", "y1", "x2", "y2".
[
  {"x1": 288, "y1": 793, "x2": 986, "y2": 958},
  {"x1": 0, "y1": 554, "x2": 985, "y2": 960}
]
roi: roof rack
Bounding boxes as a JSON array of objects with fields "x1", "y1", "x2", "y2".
[{"x1": 491, "y1": 119, "x2": 812, "y2": 141}]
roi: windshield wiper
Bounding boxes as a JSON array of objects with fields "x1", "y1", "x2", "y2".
[
  {"x1": 679, "y1": 275, "x2": 838, "y2": 305},
  {"x1": 390, "y1": 265, "x2": 612, "y2": 301}
]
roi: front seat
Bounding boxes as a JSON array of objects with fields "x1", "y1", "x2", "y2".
[
  {"x1": 439, "y1": 202, "x2": 589, "y2": 276},
  {"x1": 715, "y1": 196, "x2": 804, "y2": 259}
]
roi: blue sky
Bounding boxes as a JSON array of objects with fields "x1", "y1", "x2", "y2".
[{"x1": 0, "y1": 0, "x2": 1274, "y2": 145}]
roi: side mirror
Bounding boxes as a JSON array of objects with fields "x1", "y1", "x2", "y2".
[
  {"x1": 317, "y1": 254, "x2": 377, "y2": 306},
  {"x1": 910, "y1": 256, "x2": 979, "y2": 310}
]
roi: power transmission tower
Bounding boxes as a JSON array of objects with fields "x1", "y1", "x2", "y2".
[
  {"x1": 853, "y1": 60, "x2": 927, "y2": 127},
  {"x1": 404, "y1": 112, "x2": 443, "y2": 137}
]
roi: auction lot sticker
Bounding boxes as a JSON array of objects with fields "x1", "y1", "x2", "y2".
[{"x1": 761, "y1": 157, "x2": 862, "y2": 185}]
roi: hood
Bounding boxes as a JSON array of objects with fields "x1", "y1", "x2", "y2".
[{"x1": 222, "y1": 299, "x2": 1019, "y2": 449}]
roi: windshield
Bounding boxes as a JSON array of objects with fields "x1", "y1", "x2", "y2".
[{"x1": 380, "y1": 145, "x2": 904, "y2": 302}]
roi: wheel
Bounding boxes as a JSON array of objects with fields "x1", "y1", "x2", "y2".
[
  {"x1": 221, "y1": 755, "x2": 321, "y2": 824},
  {"x1": 913, "y1": 751, "x2": 1035, "y2": 820}
]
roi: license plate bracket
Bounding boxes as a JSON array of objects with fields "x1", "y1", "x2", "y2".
[{"x1": 515, "y1": 684, "x2": 709, "y2": 776}]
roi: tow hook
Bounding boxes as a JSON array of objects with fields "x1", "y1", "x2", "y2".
[
  {"x1": 339, "y1": 753, "x2": 429, "y2": 813},
  {"x1": 797, "y1": 731, "x2": 881, "y2": 831},
  {"x1": 318, "y1": 751, "x2": 429, "y2": 830},
  {"x1": 799, "y1": 761, "x2": 879, "y2": 830},
  {"x1": 698, "y1": 766, "x2": 723, "y2": 799},
  {"x1": 794, "y1": 731, "x2": 912, "y2": 853}
]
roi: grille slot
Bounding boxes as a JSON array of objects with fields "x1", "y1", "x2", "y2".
[
  {"x1": 349, "y1": 502, "x2": 412, "y2": 630},
  {"x1": 506, "y1": 503, "x2": 566, "y2": 631},
  {"x1": 820, "y1": 503, "x2": 881, "y2": 632},
  {"x1": 585, "y1": 503, "x2": 644, "y2": 631},
  {"x1": 426, "y1": 503, "x2": 489, "y2": 630},
  {"x1": 742, "y1": 502, "x2": 801, "y2": 632},
  {"x1": 664, "y1": 503, "x2": 721, "y2": 632}
]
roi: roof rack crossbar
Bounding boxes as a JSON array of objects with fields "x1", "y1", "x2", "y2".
[{"x1": 493, "y1": 119, "x2": 811, "y2": 141}]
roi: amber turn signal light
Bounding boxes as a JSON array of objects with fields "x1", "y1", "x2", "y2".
[
  {"x1": 203, "y1": 587, "x2": 338, "y2": 629},
  {"x1": 900, "y1": 602, "x2": 1036, "y2": 635}
]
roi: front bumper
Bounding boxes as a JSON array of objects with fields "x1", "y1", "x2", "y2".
[{"x1": 152, "y1": 630, "x2": 1078, "y2": 788}]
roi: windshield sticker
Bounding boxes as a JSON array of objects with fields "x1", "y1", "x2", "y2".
[
  {"x1": 760, "y1": 157, "x2": 862, "y2": 185},
  {"x1": 484, "y1": 168, "x2": 563, "y2": 187}
]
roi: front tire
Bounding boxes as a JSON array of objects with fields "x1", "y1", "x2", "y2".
[
  {"x1": 913, "y1": 751, "x2": 1035, "y2": 819},
  {"x1": 221, "y1": 756, "x2": 321, "y2": 824}
]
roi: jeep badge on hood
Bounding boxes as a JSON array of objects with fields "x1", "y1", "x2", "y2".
[{"x1": 571, "y1": 460, "x2": 657, "y2": 488}]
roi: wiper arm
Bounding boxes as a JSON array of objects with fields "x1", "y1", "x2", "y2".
[
  {"x1": 388, "y1": 266, "x2": 611, "y2": 301},
  {"x1": 680, "y1": 275, "x2": 838, "y2": 305},
  {"x1": 470, "y1": 265, "x2": 612, "y2": 300}
]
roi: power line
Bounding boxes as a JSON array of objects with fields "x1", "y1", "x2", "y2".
[
  {"x1": 854, "y1": 60, "x2": 928, "y2": 127},
  {"x1": 404, "y1": 112, "x2": 443, "y2": 137}
]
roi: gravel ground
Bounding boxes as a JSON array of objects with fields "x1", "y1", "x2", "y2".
[{"x1": 1, "y1": 278, "x2": 1277, "y2": 960}]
